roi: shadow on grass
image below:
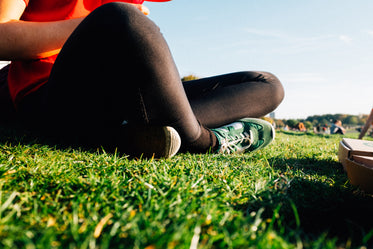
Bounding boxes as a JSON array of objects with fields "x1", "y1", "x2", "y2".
[
  {"x1": 0, "y1": 123, "x2": 104, "y2": 154},
  {"x1": 0, "y1": 123, "x2": 40, "y2": 144},
  {"x1": 236, "y1": 155, "x2": 373, "y2": 247}
]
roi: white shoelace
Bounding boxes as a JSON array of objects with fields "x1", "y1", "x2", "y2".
[{"x1": 219, "y1": 130, "x2": 253, "y2": 154}]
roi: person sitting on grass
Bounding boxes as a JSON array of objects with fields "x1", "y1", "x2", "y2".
[
  {"x1": 330, "y1": 120, "x2": 346, "y2": 135},
  {"x1": 0, "y1": 0, "x2": 284, "y2": 158}
]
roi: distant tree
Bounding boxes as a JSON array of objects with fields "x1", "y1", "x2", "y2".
[
  {"x1": 343, "y1": 115, "x2": 359, "y2": 125},
  {"x1": 286, "y1": 119, "x2": 299, "y2": 128},
  {"x1": 304, "y1": 121, "x2": 313, "y2": 130},
  {"x1": 275, "y1": 119, "x2": 285, "y2": 128},
  {"x1": 311, "y1": 119, "x2": 319, "y2": 127},
  {"x1": 277, "y1": 114, "x2": 367, "y2": 128},
  {"x1": 335, "y1": 114, "x2": 347, "y2": 122},
  {"x1": 320, "y1": 118, "x2": 329, "y2": 126},
  {"x1": 181, "y1": 74, "x2": 199, "y2": 82},
  {"x1": 360, "y1": 115, "x2": 368, "y2": 126}
]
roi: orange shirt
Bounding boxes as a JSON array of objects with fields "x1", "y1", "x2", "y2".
[{"x1": 7, "y1": 0, "x2": 166, "y2": 105}]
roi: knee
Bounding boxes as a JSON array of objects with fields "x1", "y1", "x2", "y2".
[
  {"x1": 90, "y1": 2, "x2": 160, "y2": 39},
  {"x1": 261, "y1": 72, "x2": 285, "y2": 105},
  {"x1": 90, "y1": 2, "x2": 152, "y2": 29},
  {"x1": 97, "y1": 2, "x2": 140, "y2": 16},
  {"x1": 243, "y1": 71, "x2": 285, "y2": 107}
]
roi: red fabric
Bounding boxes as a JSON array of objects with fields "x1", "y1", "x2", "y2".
[{"x1": 9, "y1": 0, "x2": 169, "y2": 105}]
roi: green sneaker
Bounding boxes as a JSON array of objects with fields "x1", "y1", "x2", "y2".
[{"x1": 211, "y1": 118, "x2": 275, "y2": 154}]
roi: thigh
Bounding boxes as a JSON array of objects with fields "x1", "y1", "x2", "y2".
[
  {"x1": 44, "y1": 4, "x2": 143, "y2": 126},
  {"x1": 183, "y1": 71, "x2": 284, "y2": 128},
  {"x1": 44, "y1": 3, "x2": 202, "y2": 144}
]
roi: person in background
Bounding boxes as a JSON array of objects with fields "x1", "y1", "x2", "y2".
[
  {"x1": 330, "y1": 120, "x2": 346, "y2": 135},
  {"x1": 0, "y1": 0, "x2": 284, "y2": 158},
  {"x1": 296, "y1": 122, "x2": 306, "y2": 132}
]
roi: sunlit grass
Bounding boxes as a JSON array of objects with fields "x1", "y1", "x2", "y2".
[{"x1": 0, "y1": 127, "x2": 372, "y2": 248}]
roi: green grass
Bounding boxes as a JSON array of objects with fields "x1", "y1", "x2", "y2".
[{"x1": 0, "y1": 126, "x2": 373, "y2": 249}]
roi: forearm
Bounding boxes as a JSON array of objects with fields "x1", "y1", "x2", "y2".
[{"x1": 0, "y1": 18, "x2": 83, "y2": 60}]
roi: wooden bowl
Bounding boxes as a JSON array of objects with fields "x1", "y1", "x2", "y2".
[{"x1": 345, "y1": 157, "x2": 373, "y2": 194}]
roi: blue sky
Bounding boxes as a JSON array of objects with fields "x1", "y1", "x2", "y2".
[
  {"x1": 146, "y1": 0, "x2": 373, "y2": 119},
  {"x1": 1, "y1": 0, "x2": 372, "y2": 119}
]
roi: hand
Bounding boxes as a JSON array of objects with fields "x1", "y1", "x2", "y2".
[{"x1": 130, "y1": 4, "x2": 150, "y2": 15}]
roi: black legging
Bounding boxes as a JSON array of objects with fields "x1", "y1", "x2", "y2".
[{"x1": 18, "y1": 3, "x2": 284, "y2": 152}]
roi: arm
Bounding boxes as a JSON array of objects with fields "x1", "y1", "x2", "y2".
[
  {"x1": 0, "y1": 0, "x2": 149, "y2": 61},
  {"x1": 0, "y1": 18, "x2": 84, "y2": 60},
  {"x1": 0, "y1": 0, "x2": 84, "y2": 60}
]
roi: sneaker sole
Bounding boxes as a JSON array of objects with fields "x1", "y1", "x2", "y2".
[
  {"x1": 123, "y1": 125, "x2": 181, "y2": 159},
  {"x1": 163, "y1": 126, "x2": 181, "y2": 158}
]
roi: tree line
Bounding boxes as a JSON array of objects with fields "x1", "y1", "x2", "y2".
[{"x1": 275, "y1": 113, "x2": 368, "y2": 130}]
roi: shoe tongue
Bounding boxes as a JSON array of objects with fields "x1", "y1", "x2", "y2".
[
  {"x1": 229, "y1": 122, "x2": 243, "y2": 130},
  {"x1": 216, "y1": 122, "x2": 243, "y2": 134}
]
